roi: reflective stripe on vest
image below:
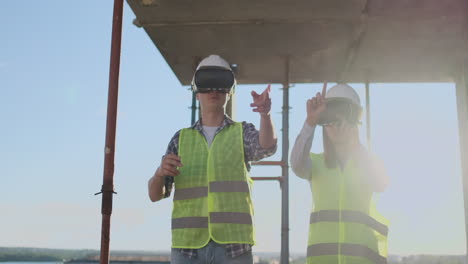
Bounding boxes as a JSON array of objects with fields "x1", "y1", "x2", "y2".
[
  {"x1": 173, "y1": 181, "x2": 249, "y2": 200},
  {"x1": 307, "y1": 243, "x2": 386, "y2": 264},
  {"x1": 172, "y1": 217, "x2": 208, "y2": 229},
  {"x1": 174, "y1": 187, "x2": 208, "y2": 200},
  {"x1": 210, "y1": 181, "x2": 250, "y2": 193},
  {"x1": 172, "y1": 212, "x2": 252, "y2": 229},
  {"x1": 210, "y1": 212, "x2": 252, "y2": 224},
  {"x1": 310, "y1": 210, "x2": 388, "y2": 236}
]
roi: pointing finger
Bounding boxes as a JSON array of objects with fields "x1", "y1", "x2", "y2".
[
  {"x1": 251, "y1": 91, "x2": 259, "y2": 100},
  {"x1": 322, "y1": 81, "x2": 327, "y2": 97},
  {"x1": 265, "y1": 84, "x2": 271, "y2": 94}
]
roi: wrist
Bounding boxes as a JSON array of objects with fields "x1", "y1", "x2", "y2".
[
  {"x1": 306, "y1": 118, "x2": 318, "y2": 127},
  {"x1": 155, "y1": 167, "x2": 164, "y2": 179}
]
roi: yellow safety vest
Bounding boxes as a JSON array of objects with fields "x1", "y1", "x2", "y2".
[
  {"x1": 172, "y1": 122, "x2": 255, "y2": 248},
  {"x1": 307, "y1": 153, "x2": 389, "y2": 264}
]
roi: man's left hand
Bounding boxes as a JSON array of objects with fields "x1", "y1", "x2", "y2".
[{"x1": 250, "y1": 84, "x2": 272, "y2": 117}]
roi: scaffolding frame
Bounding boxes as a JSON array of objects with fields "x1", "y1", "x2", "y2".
[{"x1": 97, "y1": 0, "x2": 468, "y2": 263}]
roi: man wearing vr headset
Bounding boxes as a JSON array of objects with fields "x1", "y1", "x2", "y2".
[
  {"x1": 290, "y1": 83, "x2": 389, "y2": 264},
  {"x1": 148, "y1": 55, "x2": 277, "y2": 264}
]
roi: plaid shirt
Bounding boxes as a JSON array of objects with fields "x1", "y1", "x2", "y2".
[{"x1": 162, "y1": 115, "x2": 277, "y2": 258}]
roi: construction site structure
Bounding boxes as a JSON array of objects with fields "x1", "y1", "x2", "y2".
[{"x1": 96, "y1": 1, "x2": 468, "y2": 263}]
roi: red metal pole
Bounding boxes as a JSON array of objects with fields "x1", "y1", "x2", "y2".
[{"x1": 99, "y1": 0, "x2": 124, "y2": 264}]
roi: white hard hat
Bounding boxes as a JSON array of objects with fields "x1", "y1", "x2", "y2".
[
  {"x1": 191, "y1": 55, "x2": 236, "y2": 93},
  {"x1": 325, "y1": 83, "x2": 361, "y2": 106},
  {"x1": 196, "y1": 54, "x2": 232, "y2": 71}
]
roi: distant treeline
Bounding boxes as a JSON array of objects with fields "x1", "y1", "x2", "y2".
[
  {"x1": 0, "y1": 247, "x2": 171, "y2": 262},
  {"x1": 0, "y1": 247, "x2": 97, "y2": 262}
]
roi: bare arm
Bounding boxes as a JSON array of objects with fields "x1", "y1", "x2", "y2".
[
  {"x1": 148, "y1": 168, "x2": 166, "y2": 202},
  {"x1": 251, "y1": 85, "x2": 277, "y2": 149},
  {"x1": 259, "y1": 113, "x2": 277, "y2": 149},
  {"x1": 148, "y1": 154, "x2": 182, "y2": 202},
  {"x1": 291, "y1": 86, "x2": 326, "y2": 180},
  {"x1": 290, "y1": 121, "x2": 316, "y2": 180}
]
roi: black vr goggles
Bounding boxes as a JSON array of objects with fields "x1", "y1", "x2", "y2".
[
  {"x1": 317, "y1": 98, "x2": 362, "y2": 126},
  {"x1": 191, "y1": 66, "x2": 236, "y2": 93}
]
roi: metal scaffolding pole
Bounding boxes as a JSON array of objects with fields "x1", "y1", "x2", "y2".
[
  {"x1": 456, "y1": 61, "x2": 468, "y2": 263},
  {"x1": 98, "y1": 0, "x2": 124, "y2": 264},
  {"x1": 191, "y1": 92, "x2": 197, "y2": 125},
  {"x1": 280, "y1": 57, "x2": 290, "y2": 264},
  {"x1": 190, "y1": 57, "x2": 202, "y2": 125}
]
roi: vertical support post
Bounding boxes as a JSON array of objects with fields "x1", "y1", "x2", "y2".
[
  {"x1": 280, "y1": 56, "x2": 290, "y2": 264},
  {"x1": 456, "y1": 61, "x2": 468, "y2": 263},
  {"x1": 191, "y1": 57, "x2": 202, "y2": 125},
  {"x1": 99, "y1": 1, "x2": 124, "y2": 264},
  {"x1": 227, "y1": 63, "x2": 238, "y2": 120},
  {"x1": 191, "y1": 92, "x2": 197, "y2": 125},
  {"x1": 198, "y1": 99, "x2": 202, "y2": 122},
  {"x1": 365, "y1": 82, "x2": 371, "y2": 150}
]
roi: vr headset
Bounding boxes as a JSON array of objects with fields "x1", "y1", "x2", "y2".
[
  {"x1": 317, "y1": 98, "x2": 362, "y2": 126},
  {"x1": 191, "y1": 66, "x2": 236, "y2": 93}
]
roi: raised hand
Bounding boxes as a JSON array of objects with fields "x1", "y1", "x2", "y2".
[
  {"x1": 250, "y1": 84, "x2": 272, "y2": 117},
  {"x1": 306, "y1": 82, "x2": 327, "y2": 126}
]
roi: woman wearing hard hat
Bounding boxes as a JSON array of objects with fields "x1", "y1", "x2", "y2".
[{"x1": 291, "y1": 83, "x2": 389, "y2": 264}]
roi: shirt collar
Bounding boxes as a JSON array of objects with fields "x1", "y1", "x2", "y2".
[{"x1": 191, "y1": 114, "x2": 235, "y2": 132}]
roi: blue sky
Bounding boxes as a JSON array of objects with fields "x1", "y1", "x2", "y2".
[{"x1": 0, "y1": 1, "x2": 465, "y2": 256}]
